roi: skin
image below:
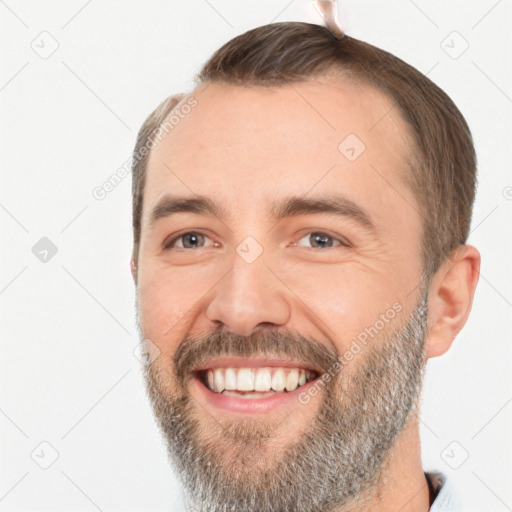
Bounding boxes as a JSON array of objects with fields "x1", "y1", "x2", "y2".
[{"x1": 131, "y1": 77, "x2": 480, "y2": 511}]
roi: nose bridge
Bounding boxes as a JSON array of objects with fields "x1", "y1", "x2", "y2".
[{"x1": 205, "y1": 243, "x2": 291, "y2": 336}]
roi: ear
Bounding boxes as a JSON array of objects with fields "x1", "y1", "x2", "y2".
[
  {"x1": 425, "y1": 244, "x2": 480, "y2": 358},
  {"x1": 130, "y1": 248, "x2": 138, "y2": 285}
]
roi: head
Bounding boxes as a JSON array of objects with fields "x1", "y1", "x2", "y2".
[{"x1": 130, "y1": 22, "x2": 480, "y2": 512}]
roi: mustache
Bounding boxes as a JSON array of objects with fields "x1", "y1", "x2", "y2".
[{"x1": 173, "y1": 326, "x2": 340, "y2": 381}]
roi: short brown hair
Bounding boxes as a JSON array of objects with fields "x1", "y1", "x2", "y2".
[{"x1": 131, "y1": 22, "x2": 477, "y2": 280}]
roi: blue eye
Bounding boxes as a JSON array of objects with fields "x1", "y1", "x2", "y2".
[
  {"x1": 162, "y1": 231, "x2": 347, "y2": 251},
  {"x1": 164, "y1": 232, "x2": 217, "y2": 250},
  {"x1": 295, "y1": 232, "x2": 344, "y2": 249}
]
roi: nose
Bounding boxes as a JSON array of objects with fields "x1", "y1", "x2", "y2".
[{"x1": 205, "y1": 255, "x2": 291, "y2": 337}]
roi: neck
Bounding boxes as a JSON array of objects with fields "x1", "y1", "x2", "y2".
[{"x1": 339, "y1": 413, "x2": 432, "y2": 512}]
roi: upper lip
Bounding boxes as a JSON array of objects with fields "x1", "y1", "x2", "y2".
[{"x1": 193, "y1": 356, "x2": 322, "y2": 374}]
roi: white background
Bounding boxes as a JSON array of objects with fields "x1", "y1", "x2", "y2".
[{"x1": 1, "y1": 0, "x2": 511, "y2": 510}]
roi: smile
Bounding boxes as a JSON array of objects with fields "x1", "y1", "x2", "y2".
[
  {"x1": 200, "y1": 366, "x2": 317, "y2": 396},
  {"x1": 191, "y1": 357, "x2": 321, "y2": 413}
]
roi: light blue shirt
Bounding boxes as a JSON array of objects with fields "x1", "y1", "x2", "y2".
[{"x1": 429, "y1": 472, "x2": 462, "y2": 512}]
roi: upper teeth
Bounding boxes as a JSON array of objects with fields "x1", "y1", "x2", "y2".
[{"x1": 205, "y1": 367, "x2": 313, "y2": 393}]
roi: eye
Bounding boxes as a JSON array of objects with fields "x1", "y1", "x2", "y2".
[
  {"x1": 163, "y1": 231, "x2": 219, "y2": 250},
  {"x1": 294, "y1": 231, "x2": 347, "y2": 249}
]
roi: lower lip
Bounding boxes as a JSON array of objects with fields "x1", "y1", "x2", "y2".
[{"x1": 191, "y1": 374, "x2": 320, "y2": 414}]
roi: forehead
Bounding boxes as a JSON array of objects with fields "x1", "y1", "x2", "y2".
[{"x1": 143, "y1": 78, "x2": 418, "y2": 227}]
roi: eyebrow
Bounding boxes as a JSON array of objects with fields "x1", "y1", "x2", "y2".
[
  {"x1": 269, "y1": 195, "x2": 377, "y2": 233},
  {"x1": 149, "y1": 194, "x2": 377, "y2": 234},
  {"x1": 150, "y1": 196, "x2": 223, "y2": 228}
]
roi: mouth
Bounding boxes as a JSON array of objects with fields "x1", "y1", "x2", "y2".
[{"x1": 191, "y1": 356, "x2": 322, "y2": 414}]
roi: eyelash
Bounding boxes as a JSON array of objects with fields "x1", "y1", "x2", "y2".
[
  {"x1": 162, "y1": 230, "x2": 349, "y2": 251},
  {"x1": 293, "y1": 231, "x2": 349, "y2": 249},
  {"x1": 163, "y1": 231, "x2": 218, "y2": 250}
]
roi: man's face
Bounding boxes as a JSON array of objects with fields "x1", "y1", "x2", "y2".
[{"x1": 135, "y1": 78, "x2": 428, "y2": 510}]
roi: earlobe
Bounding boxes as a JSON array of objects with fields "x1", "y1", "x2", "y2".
[{"x1": 425, "y1": 245, "x2": 480, "y2": 358}]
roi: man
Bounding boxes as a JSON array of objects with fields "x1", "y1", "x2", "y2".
[{"x1": 130, "y1": 21, "x2": 480, "y2": 512}]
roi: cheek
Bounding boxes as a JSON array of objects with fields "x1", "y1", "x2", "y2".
[
  {"x1": 136, "y1": 263, "x2": 219, "y2": 350},
  {"x1": 137, "y1": 270, "x2": 191, "y2": 348},
  {"x1": 279, "y1": 261, "x2": 407, "y2": 347}
]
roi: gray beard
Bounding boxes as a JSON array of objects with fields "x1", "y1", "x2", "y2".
[{"x1": 138, "y1": 293, "x2": 428, "y2": 512}]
